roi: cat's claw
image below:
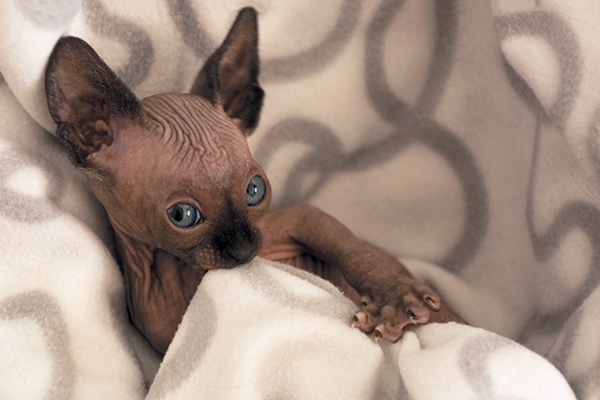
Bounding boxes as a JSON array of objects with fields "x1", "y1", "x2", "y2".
[{"x1": 350, "y1": 279, "x2": 443, "y2": 343}]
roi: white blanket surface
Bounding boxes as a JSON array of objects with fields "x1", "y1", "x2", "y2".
[{"x1": 1, "y1": 0, "x2": 598, "y2": 398}]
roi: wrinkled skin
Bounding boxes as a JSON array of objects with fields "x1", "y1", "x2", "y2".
[{"x1": 45, "y1": 8, "x2": 464, "y2": 354}]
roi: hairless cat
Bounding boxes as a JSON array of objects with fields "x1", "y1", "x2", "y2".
[{"x1": 45, "y1": 7, "x2": 463, "y2": 354}]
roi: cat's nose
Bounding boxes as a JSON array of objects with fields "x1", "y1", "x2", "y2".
[
  {"x1": 226, "y1": 242, "x2": 257, "y2": 264},
  {"x1": 215, "y1": 219, "x2": 262, "y2": 265}
]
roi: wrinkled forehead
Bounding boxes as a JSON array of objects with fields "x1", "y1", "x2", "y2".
[{"x1": 140, "y1": 93, "x2": 251, "y2": 175}]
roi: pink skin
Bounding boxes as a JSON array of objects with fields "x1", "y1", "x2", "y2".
[{"x1": 45, "y1": 8, "x2": 464, "y2": 354}]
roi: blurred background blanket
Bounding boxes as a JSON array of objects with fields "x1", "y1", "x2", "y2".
[{"x1": 0, "y1": 0, "x2": 598, "y2": 398}]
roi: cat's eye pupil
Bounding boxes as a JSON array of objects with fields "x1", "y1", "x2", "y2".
[
  {"x1": 167, "y1": 203, "x2": 201, "y2": 228},
  {"x1": 172, "y1": 208, "x2": 183, "y2": 221}
]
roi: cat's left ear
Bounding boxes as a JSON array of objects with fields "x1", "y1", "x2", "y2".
[
  {"x1": 190, "y1": 7, "x2": 263, "y2": 136},
  {"x1": 45, "y1": 36, "x2": 140, "y2": 167}
]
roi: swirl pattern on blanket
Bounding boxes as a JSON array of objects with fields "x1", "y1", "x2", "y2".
[{"x1": 1, "y1": 0, "x2": 599, "y2": 398}]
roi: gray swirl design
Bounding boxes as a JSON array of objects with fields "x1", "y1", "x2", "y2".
[
  {"x1": 584, "y1": 108, "x2": 600, "y2": 193},
  {"x1": 146, "y1": 284, "x2": 217, "y2": 399},
  {"x1": 365, "y1": 0, "x2": 489, "y2": 272},
  {"x1": 416, "y1": 0, "x2": 459, "y2": 113},
  {"x1": 459, "y1": 335, "x2": 526, "y2": 400},
  {"x1": 577, "y1": 111, "x2": 600, "y2": 316},
  {"x1": 255, "y1": 118, "x2": 411, "y2": 207},
  {"x1": 526, "y1": 121, "x2": 600, "y2": 335},
  {"x1": 501, "y1": 58, "x2": 550, "y2": 119},
  {"x1": 365, "y1": 0, "x2": 408, "y2": 120},
  {"x1": 399, "y1": 109, "x2": 489, "y2": 272},
  {"x1": 501, "y1": 10, "x2": 600, "y2": 337},
  {"x1": 366, "y1": 0, "x2": 459, "y2": 116},
  {"x1": 254, "y1": 118, "x2": 344, "y2": 206},
  {"x1": 149, "y1": 261, "x2": 355, "y2": 398},
  {"x1": 546, "y1": 308, "x2": 587, "y2": 399},
  {"x1": 168, "y1": 0, "x2": 361, "y2": 82},
  {"x1": 244, "y1": 261, "x2": 355, "y2": 320},
  {"x1": 261, "y1": 0, "x2": 361, "y2": 81},
  {"x1": 166, "y1": 0, "x2": 214, "y2": 60},
  {"x1": 0, "y1": 291, "x2": 75, "y2": 400},
  {"x1": 0, "y1": 150, "x2": 63, "y2": 222},
  {"x1": 495, "y1": 10, "x2": 581, "y2": 131},
  {"x1": 255, "y1": 0, "x2": 488, "y2": 272},
  {"x1": 82, "y1": 0, "x2": 154, "y2": 88}
]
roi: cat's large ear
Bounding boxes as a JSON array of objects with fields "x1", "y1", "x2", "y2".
[
  {"x1": 45, "y1": 36, "x2": 141, "y2": 166},
  {"x1": 190, "y1": 7, "x2": 263, "y2": 136}
]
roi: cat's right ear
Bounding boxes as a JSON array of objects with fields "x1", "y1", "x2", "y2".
[
  {"x1": 45, "y1": 36, "x2": 141, "y2": 166},
  {"x1": 190, "y1": 7, "x2": 263, "y2": 136}
]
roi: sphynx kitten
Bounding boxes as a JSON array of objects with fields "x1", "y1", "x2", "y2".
[{"x1": 45, "y1": 7, "x2": 463, "y2": 354}]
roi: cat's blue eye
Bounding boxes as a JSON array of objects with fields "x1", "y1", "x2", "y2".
[
  {"x1": 246, "y1": 175, "x2": 266, "y2": 206},
  {"x1": 167, "y1": 203, "x2": 202, "y2": 228}
]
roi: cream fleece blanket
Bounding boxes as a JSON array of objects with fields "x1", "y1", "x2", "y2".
[{"x1": 1, "y1": 0, "x2": 598, "y2": 398}]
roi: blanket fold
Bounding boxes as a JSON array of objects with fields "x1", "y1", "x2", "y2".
[{"x1": 148, "y1": 259, "x2": 575, "y2": 399}]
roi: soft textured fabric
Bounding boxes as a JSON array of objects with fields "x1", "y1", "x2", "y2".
[{"x1": 0, "y1": 0, "x2": 597, "y2": 398}]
